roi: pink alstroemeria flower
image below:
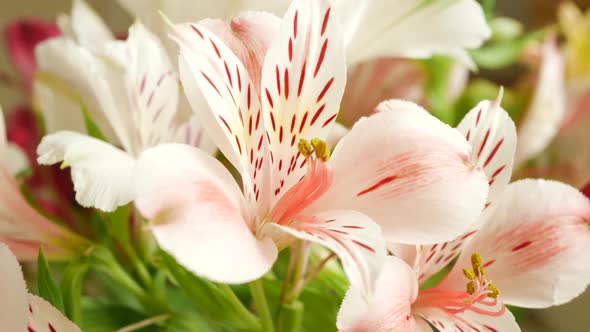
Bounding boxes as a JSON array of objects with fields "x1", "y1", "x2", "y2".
[
  {"x1": 4, "y1": 18, "x2": 60, "y2": 91},
  {"x1": 0, "y1": 242, "x2": 81, "y2": 331},
  {"x1": 133, "y1": 0, "x2": 489, "y2": 286},
  {"x1": 0, "y1": 107, "x2": 86, "y2": 261},
  {"x1": 338, "y1": 96, "x2": 590, "y2": 331},
  {"x1": 338, "y1": 178, "x2": 590, "y2": 332}
]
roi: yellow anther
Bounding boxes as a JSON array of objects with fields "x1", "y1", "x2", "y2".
[
  {"x1": 463, "y1": 267, "x2": 476, "y2": 281},
  {"x1": 466, "y1": 281, "x2": 476, "y2": 295},
  {"x1": 488, "y1": 283, "x2": 500, "y2": 299},
  {"x1": 298, "y1": 139, "x2": 313, "y2": 158},
  {"x1": 471, "y1": 252, "x2": 484, "y2": 277},
  {"x1": 311, "y1": 138, "x2": 330, "y2": 161}
]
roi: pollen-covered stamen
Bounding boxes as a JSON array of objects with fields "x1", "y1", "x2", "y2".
[
  {"x1": 415, "y1": 252, "x2": 504, "y2": 319},
  {"x1": 270, "y1": 138, "x2": 332, "y2": 225}
]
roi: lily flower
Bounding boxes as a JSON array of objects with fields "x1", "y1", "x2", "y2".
[
  {"x1": 0, "y1": 107, "x2": 86, "y2": 261},
  {"x1": 35, "y1": 19, "x2": 215, "y2": 212},
  {"x1": 0, "y1": 242, "x2": 80, "y2": 331},
  {"x1": 133, "y1": 0, "x2": 489, "y2": 286},
  {"x1": 338, "y1": 177, "x2": 590, "y2": 332}
]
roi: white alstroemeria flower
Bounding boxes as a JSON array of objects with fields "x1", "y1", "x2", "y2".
[
  {"x1": 133, "y1": 0, "x2": 489, "y2": 286},
  {"x1": 0, "y1": 107, "x2": 86, "y2": 261},
  {"x1": 118, "y1": 0, "x2": 490, "y2": 67},
  {"x1": 0, "y1": 242, "x2": 81, "y2": 332},
  {"x1": 36, "y1": 22, "x2": 214, "y2": 212},
  {"x1": 338, "y1": 179, "x2": 590, "y2": 332}
]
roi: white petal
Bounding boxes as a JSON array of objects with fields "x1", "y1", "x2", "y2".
[
  {"x1": 414, "y1": 304, "x2": 520, "y2": 332},
  {"x1": 28, "y1": 295, "x2": 81, "y2": 332},
  {"x1": 33, "y1": 78, "x2": 87, "y2": 134},
  {"x1": 37, "y1": 132, "x2": 135, "y2": 212},
  {"x1": 265, "y1": 209, "x2": 386, "y2": 292},
  {"x1": 0, "y1": 243, "x2": 28, "y2": 331},
  {"x1": 515, "y1": 39, "x2": 566, "y2": 164},
  {"x1": 261, "y1": 0, "x2": 347, "y2": 205},
  {"x1": 316, "y1": 101, "x2": 489, "y2": 244},
  {"x1": 173, "y1": 22, "x2": 270, "y2": 212},
  {"x1": 334, "y1": 0, "x2": 491, "y2": 65},
  {"x1": 440, "y1": 179, "x2": 590, "y2": 308},
  {"x1": 5, "y1": 143, "x2": 29, "y2": 175},
  {"x1": 68, "y1": 0, "x2": 114, "y2": 50},
  {"x1": 337, "y1": 256, "x2": 419, "y2": 332},
  {"x1": 456, "y1": 95, "x2": 517, "y2": 208},
  {"x1": 136, "y1": 144, "x2": 277, "y2": 284}
]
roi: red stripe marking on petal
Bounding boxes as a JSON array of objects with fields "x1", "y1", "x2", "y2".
[
  {"x1": 299, "y1": 111, "x2": 308, "y2": 133},
  {"x1": 310, "y1": 104, "x2": 326, "y2": 126},
  {"x1": 48, "y1": 323, "x2": 57, "y2": 332},
  {"x1": 316, "y1": 77, "x2": 334, "y2": 103},
  {"x1": 191, "y1": 25, "x2": 204, "y2": 38},
  {"x1": 284, "y1": 68, "x2": 290, "y2": 99},
  {"x1": 275, "y1": 65, "x2": 281, "y2": 95},
  {"x1": 477, "y1": 129, "x2": 491, "y2": 158},
  {"x1": 224, "y1": 61, "x2": 233, "y2": 88},
  {"x1": 322, "y1": 113, "x2": 337, "y2": 127},
  {"x1": 266, "y1": 88, "x2": 274, "y2": 108},
  {"x1": 269, "y1": 111, "x2": 277, "y2": 131},
  {"x1": 201, "y1": 71, "x2": 221, "y2": 96},
  {"x1": 210, "y1": 38, "x2": 221, "y2": 58},
  {"x1": 356, "y1": 175, "x2": 398, "y2": 197},
  {"x1": 352, "y1": 240, "x2": 376, "y2": 253},
  {"x1": 293, "y1": 11, "x2": 299, "y2": 39},
  {"x1": 484, "y1": 138, "x2": 504, "y2": 167},
  {"x1": 298, "y1": 61, "x2": 307, "y2": 97},
  {"x1": 247, "y1": 85, "x2": 252, "y2": 109},
  {"x1": 218, "y1": 116, "x2": 231, "y2": 132},
  {"x1": 288, "y1": 38, "x2": 294, "y2": 61},
  {"x1": 236, "y1": 65, "x2": 242, "y2": 91},
  {"x1": 512, "y1": 241, "x2": 532, "y2": 252},
  {"x1": 490, "y1": 165, "x2": 506, "y2": 178},
  {"x1": 476, "y1": 108, "x2": 482, "y2": 126},
  {"x1": 321, "y1": 8, "x2": 331, "y2": 36},
  {"x1": 314, "y1": 39, "x2": 328, "y2": 78}
]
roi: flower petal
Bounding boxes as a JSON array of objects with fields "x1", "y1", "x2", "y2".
[
  {"x1": 261, "y1": 0, "x2": 347, "y2": 205},
  {"x1": 337, "y1": 256, "x2": 418, "y2": 332},
  {"x1": 173, "y1": 20, "x2": 270, "y2": 212},
  {"x1": 0, "y1": 243, "x2": 28, "y2": 331},
  {"x1": 62, "y1": 0, "x2": 114, "y2": 51},
  {"x1": 265, "y1": 209, "x2": 386, "y2": 292},
  {"x1": 28, "y1": 295, "x2": 81, "y2": 332},
  {"x1": 37, "y1": 131, "x2": 135, "y2": 212},
  {"x1": 200, "y1": 12, "x2": 281, "y2": 91},
  {"x1": 33, "y1": 78, "x2": 87, "y2": 134},
  {"x1": 515, "y1": 38, "x2": 566, "y2": 165},
  {"x1": 340, "y1": 58, "x2": 426, "y2": 126},
  {"x1": 440, "y1": 179, "x2": 590, "y2": 308},
  {"x1": 317, "y1": 101, "x2": 488, "y2": 244},
  {"x1": 334, "y1": 0, "x2": 491, "y2": 66},
  {"x1": 136, "y1": 143, "x2": 277, "y2": 284},
  {"x1": 456, "y1": 95, "x2": 516, "y2": 208},
  {"x1": 414, "y1": 304, "x2": 519, "y2": 332}
]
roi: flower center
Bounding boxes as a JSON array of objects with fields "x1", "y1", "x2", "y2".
[
  {"x1": 415, "y1": 253, "x2": 504, "y2": 319},
  {"x1": 269, "y1": 138, "x2": 332, "y2": 226}
]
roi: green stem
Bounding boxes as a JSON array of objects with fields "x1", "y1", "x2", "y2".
[
  {"x1": 122, "y1": 242, "x2": 152, "y2": 288},
  {"x1": 219, "y1": 285, "x2": 260, "y2": 329},
  {"x1": 249, "y1": 279, "x2": 275, "y2": 332}
]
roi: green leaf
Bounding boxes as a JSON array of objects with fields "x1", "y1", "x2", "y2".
[
  {"x1": 422, "y1": 56, "x2": 455, "y2": 124},
  {"x1": 81, "y1": 104, "x2": 107, "y2": 141},
  {"x1": 103, "y1": 205, "x2": 131, "y2": 246},
  {"x1": 160, "y1": 251, "x2": 260, "y2": 330},
  {"x1": 469, "y1": 30, "x2": 546, "y2": 70},
  {"x1": 61, "y1": 258, "x2": 89, "y2": 324},
  {"x1": 82, "y1": 298, "x2": 157, "y2": 332},
  {"x1": 37, "y1": 248, "x2": 65, "y2": 312}
]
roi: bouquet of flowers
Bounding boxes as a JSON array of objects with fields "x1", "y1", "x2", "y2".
[{"x1": 1, "y1": 0, "x2": 589, "y2": 331}]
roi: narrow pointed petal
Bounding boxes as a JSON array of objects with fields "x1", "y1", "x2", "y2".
[
  {"x1": 316, "y1": 101, "x2": 488, "y2": 244},
  {"x1": 33, "y1": 79, "x2": 87, "y2": 134},
  {"x1": 261, "y1": 0, "x2": 347, "y2": 204},
  {"x1": 414, "y1": 304, "x2": 519, "y2": 332},
  {"x1": 337, "y1": 256, "x2": 418, "y2": 332},
  {"x1": 173, "y1": 21, "x2": 270, "y2": 211},
  {"x1": 440, "y1": 179, "x2": 590, "y2": 308},
  {"x1": 28, "y1": 295, "x2": 81, "y2": 332},
  {"x1": 65, "y1": 0, "x2": 114, "y2": 50},
  {"x1": 265, "y1": 209, "x2": 386, "y2": 292},
  {"x1": 515, "y1": 39, "x2": 566, "y2": 164},
  {"x1": 340, "y1": 58, "x2": 426, "y2": 126},
  {"x1": 456, "y1": 96, "x2": 517, "y2": 208},
  {"x1": 334, "y1": 0, "x2": 491, "y2": 66},
  {"x1": 0, "y1": 243, "x2": 28, "y2": 331},
  {"x1": 37, "y1": 131, "x2": 135, "y2": 212},
  {"x1": 200, "y1": 12, "x2": 281, "y2": 91},
  {"x1": 136, "y1": 144, "x2": 277, "y2": 284}
]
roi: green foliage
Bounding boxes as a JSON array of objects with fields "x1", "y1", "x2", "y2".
[
  {"x1": 470, "y1": 30, "x2": 546, "y2": 70},
  {"x1": 61, "y1": 258, "x2": 89, "y2": 325},
  {"x1": 37, "y1": 248, "x2": 65, "y2": 313}
]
